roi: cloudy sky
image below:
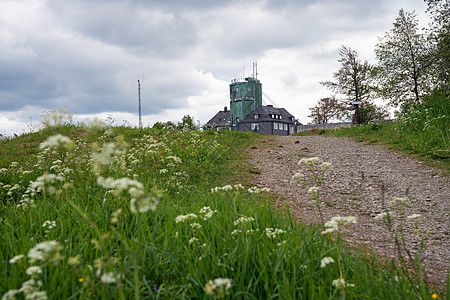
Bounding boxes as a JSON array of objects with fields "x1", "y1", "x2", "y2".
[{"x1": 0, "y1": 0, "x2": 429, "y2": 135}]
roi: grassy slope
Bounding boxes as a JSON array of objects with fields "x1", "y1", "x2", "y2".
[{"x1": 0, "y1": 126, "x2": 444, "y2": 299}]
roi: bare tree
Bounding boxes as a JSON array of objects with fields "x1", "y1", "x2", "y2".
[{"x1": 308, "y1": 96, "x2": 345, "y2": 124}]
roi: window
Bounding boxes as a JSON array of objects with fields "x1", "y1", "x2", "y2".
[
  {"x1": 253, "y1": 114, "x2": 259, "y2": 119},
  {"x1": 251, "y1": 123, "x2": 259, "y2": 131},
  {"x1": 248, "y1": 87, "x2": 252, "y2": 91},
  {"x1": 274, "y1": 123, "x2": 278, "y2": 130},
  {"x1": 284, "y1": 124, "x2": 288, "y2": 130},
  {"x1": 235, "y1": 87, "x2": 239, "y2": 91}
]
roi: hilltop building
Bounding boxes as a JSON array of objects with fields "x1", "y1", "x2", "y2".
[{"x1": 206, "y1": 76, "x2": 297, "y2": 135}]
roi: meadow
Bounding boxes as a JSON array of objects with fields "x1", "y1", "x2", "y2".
[{"x1": 0, "y1": 121, "x2": 446, "y2": 299}]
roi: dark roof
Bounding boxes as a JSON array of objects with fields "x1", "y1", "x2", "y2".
[
  {"x1": 239, "y1": 105, "x2": 295, "y2": 124},
  {"x1": 206, "y1": 109, "x2": 230, "y2": 127}
]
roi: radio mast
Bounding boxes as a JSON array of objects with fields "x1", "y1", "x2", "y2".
[{"x1": 137, "y1": 79, "x2": 142, "y2": 129}]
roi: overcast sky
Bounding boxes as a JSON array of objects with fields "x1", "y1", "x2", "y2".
[{"x1": 0, "y1": 0, "x2": 430, "y2": 136}]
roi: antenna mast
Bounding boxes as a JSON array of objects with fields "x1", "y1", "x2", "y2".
[
  {"x1": 253, "y1": 61, "x2": 258, "y2": 79},
  {"x1": 137, "y1": 79, "x2": 142, "y2": 129}
]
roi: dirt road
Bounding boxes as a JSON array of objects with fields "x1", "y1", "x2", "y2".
[{"x1": 247, "y1": 135, "x2": 449, "y2": 288}]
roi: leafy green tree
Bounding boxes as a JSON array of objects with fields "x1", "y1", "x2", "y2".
[
  {"x1": 375, "y1": 9, "x2": 434, "y2": 110},
  {"x1": 321, "y1": 46, "x2": 374, "y2": 104},
  {"x1": 177, "y1": 115, "x2": 199, "y2": 131},
  {"x1": 425, "y1": 0, "x2": 450, "y2": 92},
  {"x1": 320, "y1": 46, "x2": 387, "y2": 124}
]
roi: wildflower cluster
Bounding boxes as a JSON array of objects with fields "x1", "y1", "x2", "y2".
[
  {"x1": 4, "y1": 240, "x2": 63, "y2": 300},
  {"x1": 322, "y1": 216, "x2": 357, "y2": 235},
  {"x1": 233, "y1": 216, "x2": 255, "y2": 226},
  {"x1": 204, "y1": 278, "x2": 233, "y2": 299},
  {"x1": 265, "y1": 227, "x2": 286, "y2": 239},
  {"x1": 211, "y1": 184, "x2": 244, "y2": 193},
  {"x1": 39, "y1": 134, "x2": 72, "y2": 151},
  {"x1": 294, "y1": 156, "x2": 333, "y2": 226},
  {"x1": 320, "y1": 257, "x2": 335, "y2": 268},
  {"x1": 247, "y1": 186, "x2": 270, "y2": 193}
]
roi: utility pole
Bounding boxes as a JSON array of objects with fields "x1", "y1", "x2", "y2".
[{"x1": 138, "y1": 79, "x2": 142, "y2": 129}]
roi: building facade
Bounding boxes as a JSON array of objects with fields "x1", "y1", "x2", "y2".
[
  {"x1": 204, "y1": 106, "x2": 231, "y2": 131},
  {"x1": 238, "y1": 105, "x2": 295, "y2": 136},
  {"x1": 206, "y1": 77, "x2": 297, "y2": 135}
]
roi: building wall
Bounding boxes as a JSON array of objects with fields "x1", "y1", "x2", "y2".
[
  {"x1": 229, "y1": 77, "x2": 262, "y2": 128},
  {"x1": 296, "y1": 122, "x2": 351, "y2": 132},
  {"x1": 239, "y1": 121, "x2": 291, "y2": 136}
]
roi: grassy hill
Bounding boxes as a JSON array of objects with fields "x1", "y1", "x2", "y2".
[{"x1": 0, "y1": 124, "x2": 445, "y2": 299}]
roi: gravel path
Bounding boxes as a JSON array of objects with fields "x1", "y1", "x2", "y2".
[{"x1": 247, "y1": 135, "x2": 449, "y2": 289}]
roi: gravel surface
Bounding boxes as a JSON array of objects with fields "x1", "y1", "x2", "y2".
[{"x1": 247, "y1": 135, "x2": 449, "y2": 289}]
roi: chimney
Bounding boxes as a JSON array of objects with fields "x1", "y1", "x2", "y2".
[{"x1": 224, "y1": 106, "x2": 227, "y2": 112}]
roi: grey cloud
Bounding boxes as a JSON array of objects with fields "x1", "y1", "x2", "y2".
[{"x1": 48, "y1": 2, "x2": 199, "y2": 58}]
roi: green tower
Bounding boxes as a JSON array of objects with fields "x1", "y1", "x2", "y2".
[{"x1": 229, "y1": 76, "x2": 262, "y2": 129}]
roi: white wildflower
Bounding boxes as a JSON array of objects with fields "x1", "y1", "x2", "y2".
[
  {"x1": 265, "y1": 228, "x2": 287, "y2": 238},
  {"x1": 26, "y1": 266, "x2": 43, "y2": 276},
  {"x1": 189, "y1": 237, "x2": 198, "y2": 244},
  {"x1": 97, "y1": 176, "x2": 143, "y2": 192},
  {"x1": 298, "y1": 157, "x2": 320, "y2": 165},
  {"x1": 321, "y1": 216, "x2": 357, "y2": 234},
  {"x1": 190, "y1": 223, "x2": 202, "y2": 229},
  {"x1": 2, "y1": 289, "x2": 20, "y2": 300},
  {"x1": 248, "y1": 186, "x2": 271, "y2": 193},
  {"x1": 389, "y1": 197, "x2": 409, "y2": 206},
  {"x1": 159, "y1": 169, "x2": 168, "y2": 174},
  {"x1": 234, "y1": 216, "x2": 254, "y2": 226},
  {"x1": 130, "y1": 196, "x2": 158, "y2": 214},
  {"x1": 27, "y1": 240, "x2": 59, "y2": 264},
  {"x1": 375, "y1": 212, "x2": 393, "y2": 221},
  {"x1": 42, "y1": 220, "x2": 56, "y2": 230},
  {"x1": 204, "y1": 278, "x2": 233, "y2": 299},
  {"x1": 292, "y1": 172, "x2": 303, "y2": 180},
  {"x1": 332, "y1": 278, "x2": 354, "y2": 289},
  {"x1": 9, "y1": 254, "x2": 25, "y2": 264},
  {"x1": 39, "y1": 134, "x2": 72, "y2": 150},
  {"x1": 100, "y1": 272, "x2": 123, "y2": 284},
  {"x1": 407, "y1": 214, "x2": 423, "y2": 222},
  {"x1": 320, "y1": 257, "x2": 335, "y2": 268},
  {"x1": 307, "y1": 186, "x2": 320, "y2": 196},
  {"x1": 320, "y1": 162, "x2": 332, "y2": 171},
  {"x1": 175, "y1": 213, "x2": 198, "y2": 223},
  {"x1": 199, "y1": 206, "x2": 217, "y2": 220}
]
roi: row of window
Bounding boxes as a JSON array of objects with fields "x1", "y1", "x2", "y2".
[
  {"x1": 250, "y1": 123, "x2": 289, "y2": 131},
  {"x1": 274, "y1": 123, "x2": 288, "y2": 130},
  {"x1": 254, "y1": 114, "x2": 284, "y2": 119},
  {"x1": 234, "y1": 87, "x2": 253, "y2": 92}
]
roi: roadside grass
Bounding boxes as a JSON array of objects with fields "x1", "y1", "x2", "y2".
[
  {"x1": 295, "y1": 94, "x2": 449, "y2": 171},
  {"x1": 0, "y1": 124, "x2": 445, "y2": 299}
]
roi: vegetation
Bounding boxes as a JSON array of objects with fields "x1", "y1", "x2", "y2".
[
  {"x1": 0, "y1": 119, "x2": 445, "y2": 299},
  {"x1": 310, "y1": 1, "x2": 449, "y2": 127},
  {"x1": 297, "y1": 93, "x2": 449, "y2": 167},
  {"x1": 319, "y1": 46, "x2": 388, "y2": 124}
]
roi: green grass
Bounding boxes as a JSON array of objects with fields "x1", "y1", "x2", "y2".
[
  {"x1": 0, "y1": 125, "x2": 445, "y2": 299},
  {"x1": 295, "y1": 95, "x2": 449, "y2": 171}
]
